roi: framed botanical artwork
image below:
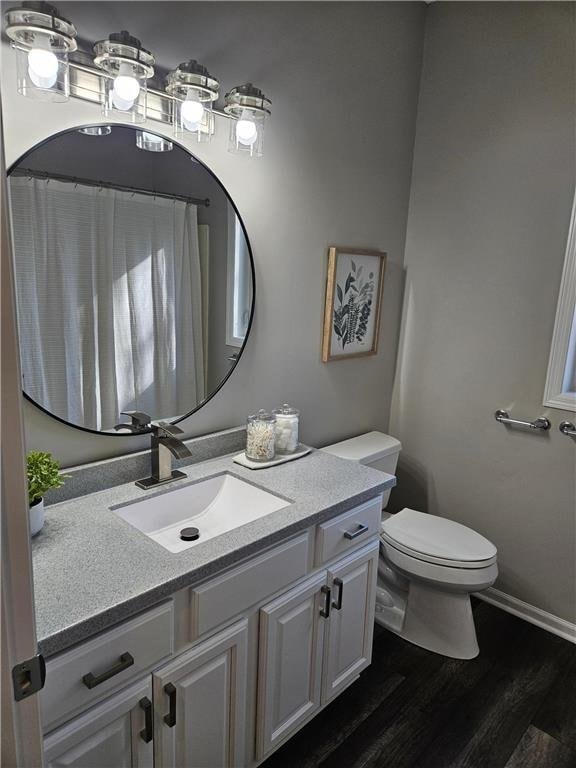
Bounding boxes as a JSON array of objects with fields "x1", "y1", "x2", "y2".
[{"x1": 322, "y1": 246, "x2": 387, "y2": 362}]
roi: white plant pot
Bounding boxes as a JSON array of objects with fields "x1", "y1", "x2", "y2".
[{"x1": 29, "y1": 497, "x2": 45, "y2": 537}]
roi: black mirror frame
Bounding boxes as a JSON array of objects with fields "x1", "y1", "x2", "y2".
[{"x1": 6, "y1": 123, "x2": 256, "y2": 438}]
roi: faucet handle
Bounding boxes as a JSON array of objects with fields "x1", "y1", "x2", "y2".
[
  {"x1": 153, "y1": 421, "x2": 184, "y2": 437},
  {"x1": 122, "y1": 411, "x2": 152, "y2": 426},
  {"x1": 114, "y1": 411, "x2": 151, "y2": 432}
]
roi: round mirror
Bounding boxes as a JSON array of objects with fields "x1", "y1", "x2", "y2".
[{"x1": 7, "y1": 125, "x2": 254, "y2": 434}]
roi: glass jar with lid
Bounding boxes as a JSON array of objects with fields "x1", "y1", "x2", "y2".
[
  {"x1": 272, "y1": 404, "x2": 300, "y2": 455},
  {"x1": 246, "y1": 410, "x2": 276, "y2": 462}
]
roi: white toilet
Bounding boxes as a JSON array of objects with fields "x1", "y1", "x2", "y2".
[{"x1": 322, "y1": 431, "x2": 498, "y2": 659}]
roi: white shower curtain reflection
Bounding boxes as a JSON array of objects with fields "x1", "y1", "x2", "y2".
[{"x1": 9, "y1": 177, "x2": 205, "y2": 431}]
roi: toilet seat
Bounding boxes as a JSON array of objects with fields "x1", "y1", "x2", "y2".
[
  {"x1": 380, "y1": 537, "x2": 499, "y2": 590},
  {"x1": 381, "y1": 508, "x2": 497, "y2": 569}
]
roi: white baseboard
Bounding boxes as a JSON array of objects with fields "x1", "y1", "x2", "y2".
[{"x1": 476, "y1": 588, "x2": 576, "y2": 644}]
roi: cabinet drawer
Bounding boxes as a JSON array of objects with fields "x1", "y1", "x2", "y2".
[
  {"x1": 315, "y1": 497, "x2": 381, "y2": 565},
  {"x1": 42, "y1": 601, "x2": 174, "y2": 732},
  {"x1": 190, "y1": 532, "x2": 311, "y2": 639}
]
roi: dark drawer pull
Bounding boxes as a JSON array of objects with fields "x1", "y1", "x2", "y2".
[
  {"x1": 320, "y1": 585, "x2": 331, "y2": 619},
  {"x1": 164, "y1": 682, "x2": 177, "y2": 727},
  {"x1": 82, "y1": 652, "x2": 134, "y2": 689},
  {"x1": 344, "y1": 523, "x2": 369, "y2": 540},
  {"x1": 332, "y1": 578, "x2": 344, "y2": 610},
  {"x1": 139, "y1": 696, "x2": 153, "y2": 743}
]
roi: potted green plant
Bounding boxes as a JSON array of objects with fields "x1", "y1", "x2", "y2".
[{"x1": 27, "y1": 451, "x2": 68, "y2": 536}]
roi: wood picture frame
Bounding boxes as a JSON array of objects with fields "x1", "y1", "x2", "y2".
[{"x1": 322, "y1": 246, "x2": 387, "y2": 362}]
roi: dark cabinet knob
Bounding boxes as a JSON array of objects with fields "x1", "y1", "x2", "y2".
[
  {"x1": 139, "y1": 697, "x2": 153, "y2": 743},
  {"x1": 164, "y1": 682, "x2": 177, "y2": 727},
  {"x1": 82, "y1": 652, "x2": 134, "y2": 689}
]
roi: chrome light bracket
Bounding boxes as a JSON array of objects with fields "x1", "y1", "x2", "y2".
[
  {"x1": 4, "y1": 1, "x2": 77, "y2": 52},
  {"x1": 165, "y1": 59, "x2": 219, "y2": 103},
  {"x1": 93, "y1": 30, "x2": 154, "y2": 79},
  {"x1": 224, "y1": 83, "x2": 271, "y2": 118}
]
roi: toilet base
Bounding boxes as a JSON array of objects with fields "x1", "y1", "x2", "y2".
[{"x1": 376, "y1": 580, "x2": 480, "y2": 660}]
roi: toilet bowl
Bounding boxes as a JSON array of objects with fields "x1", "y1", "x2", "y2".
[
  {"x1": 378, "y1": 508, "x2": 497, "y2": 658},
  {"x1": 322, "y1": 432, "x2": 498, "y2": 660}
]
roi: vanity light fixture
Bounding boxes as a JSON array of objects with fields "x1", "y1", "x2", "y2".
[
  {"x1": 3, "y1": 6, "x2": 274, "y2": 159},
  {"x1": 135, "y1": 131, "x2": 173, "y2": 152},
  {"x1": 4, "y1": 1, "x2": 77, "y2": 102},
  {"x1": 166, "y1": 60, "x2": 219, "y2": 143},
  {"x1": 224, "y1": 83, "x2": 271, "y2": 158},
  {"x1": 78, "y1": 125, "x2": 112, "y2": 136},
  {"x1": 93, "y1": 30, "x2": 154, "y2": 123}
]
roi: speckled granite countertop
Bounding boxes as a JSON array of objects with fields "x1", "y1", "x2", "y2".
[{"x1": 32, "y1": 448, "x2": 394, "y2": 657}]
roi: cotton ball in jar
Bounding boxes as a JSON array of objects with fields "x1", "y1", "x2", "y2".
[{"x1": 273, "y1": 404, "x2": 299, "y2": 455}]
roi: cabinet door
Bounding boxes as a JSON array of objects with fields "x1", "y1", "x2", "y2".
[
  {"x1": 256, "y1": 573, "x2": 327, "y2": 760},
  {"x1": 322, "y1": 540, "x2": 379, "y2": 703},
  {"x1": 43, "y1": 679, "x2": 153, "y2": 768},
  {"x1": 153, "y1": 618, "x2": 248, "y2": 768}
]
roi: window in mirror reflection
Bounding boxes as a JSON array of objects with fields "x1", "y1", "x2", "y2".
[
  {"x1": 227, "y1": 210, "x2": 251, "y2": 348},
  {"x1": 7, "y1": 126, "x2": 254, "y2": 433}
]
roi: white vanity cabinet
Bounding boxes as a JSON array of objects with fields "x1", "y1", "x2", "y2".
[
  {"x1": 256, "y1": 573, "x2": 327, "y2": 757},
  {"x1": 322, "y1": 543, "x2": 379, "y2": 703},
  {"x1": 152, "y1": 619, "x2": 249, "y2": 768},
  {"x1": 256, "y1": 540, "x2": 379, "y2": 760},
  {"x1": 41, "y1": 494, "x2": 383, "y2": 768},
  {"x1": 43, "y1": 679, "x2": 154, "y2": 768}
]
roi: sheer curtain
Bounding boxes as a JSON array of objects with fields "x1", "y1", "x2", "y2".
[{"x1": 9, "y1": 177, "x2": 205, "y2": 431}]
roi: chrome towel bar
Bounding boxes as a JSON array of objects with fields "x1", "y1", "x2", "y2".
[
  {"x1": 559, "y1": 421, "x2": 576, "y2": 437},
  {"x1": 494, "y1": 410, "x2": 551, "y2": 431}
]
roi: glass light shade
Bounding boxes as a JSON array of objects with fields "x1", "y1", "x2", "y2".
[
  {"x1": 228, "y1": 110, "x2": 265, "y2": 158},
  {"x1": 15, "y1": 44, "x2": 70, "y2": 102},
  {"x1": 136, "y1": 131, "x2": 173, "y2": 152},
  {"x1": 102, "y1": 64, "x2": 148, "y2": 123},
  {"x1": 93, "y1": 32, "x2": 154, "y2": 124},
  {"x1": 224, "y1": 84, "x2": 270, "y2": 158},
  {"x1": 5, "y1": 3, "x2": 77, "y2": 103},
  {"x1": 166, "y1": 59, "x2": 219, "y2": 145},
  {"x1": 173, "y1": 91, "x2": 215, "y2": 143}
]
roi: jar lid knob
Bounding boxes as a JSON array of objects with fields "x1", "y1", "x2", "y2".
[
  {"x1": 274, "y1": 403, "x2": 299, "y2": 415},
  {"x1": 248, "y1": 408, "x2": 275, "y2": 421}
]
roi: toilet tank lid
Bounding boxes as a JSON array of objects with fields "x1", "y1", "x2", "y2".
[{"x1": 321, "y1": 431, "x2": 402, "y2": 463}]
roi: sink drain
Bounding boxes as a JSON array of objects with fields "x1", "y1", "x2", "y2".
[{"x1": 180, "y1": 527, "x2": 200, "y2": 541}]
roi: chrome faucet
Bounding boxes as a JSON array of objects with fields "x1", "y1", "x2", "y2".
[{"x1": 114, "y1": 411, "x2": 192, "y2": 489}]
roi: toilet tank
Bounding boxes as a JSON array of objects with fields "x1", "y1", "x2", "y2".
[{"x1": 321, "y1": 431, "x2": 402, "y2": 509}]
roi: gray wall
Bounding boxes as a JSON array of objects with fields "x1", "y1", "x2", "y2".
[
  {"x1": 0, "y1": 1, "x2": 426, "y2": 465},
  {"x1": 389, "y1": 2, "x2": 576, "y2": 622}
]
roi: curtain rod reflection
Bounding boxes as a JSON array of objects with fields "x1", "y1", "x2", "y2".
[{"x1": 11, "y1": 168, "x2": 211, "y2": 208}]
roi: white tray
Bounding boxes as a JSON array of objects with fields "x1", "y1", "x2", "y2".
[{"x1": 233, "y1": 445, "x2": 311, "y2": 470}]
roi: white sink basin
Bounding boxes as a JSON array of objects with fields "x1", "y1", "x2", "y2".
[{"x1": 110, "y1": 473, "x2": 292, "y2": 553}]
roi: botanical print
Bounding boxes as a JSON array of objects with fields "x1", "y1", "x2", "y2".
[
  {"x1": 322, "y1": 247, "x2": 386, "y2": 362},
  {"x1": 333, "y1": 259, "x2": 375, "y2": 349}
]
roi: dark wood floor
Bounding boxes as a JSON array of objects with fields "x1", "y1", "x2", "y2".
[{"x1": 261, "y1": 600, "x2": 576, "y2": 768}]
